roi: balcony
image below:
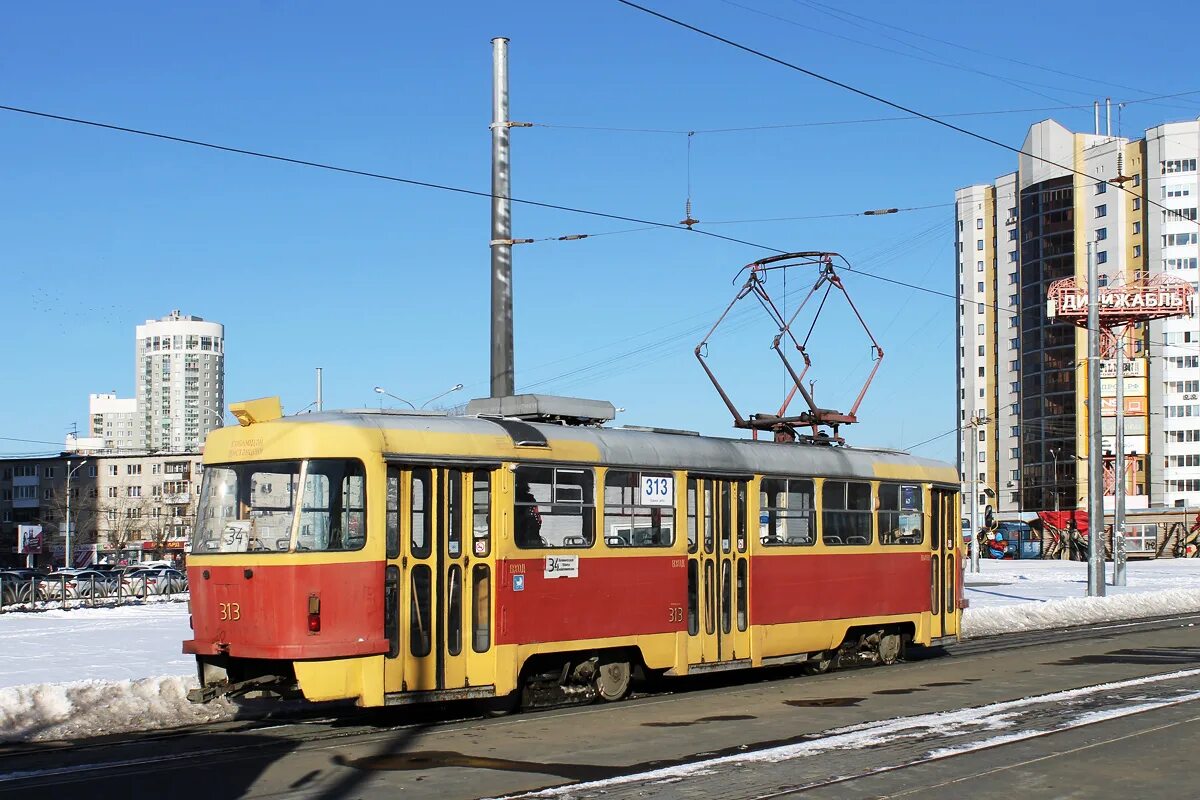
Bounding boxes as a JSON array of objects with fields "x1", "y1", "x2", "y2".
[{"x1": 162, "y1": 492, "x2": 191, "y2": 505}]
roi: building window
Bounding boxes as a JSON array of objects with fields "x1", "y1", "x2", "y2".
[
  {"x1": 107, "y1": 465, "x2": 118, "y2": 476},
  {"x1": 1095, "y1": 204, "x2": 1107, "y2": 218},
  {"x1": 978, "y1": 345, "x2": 985, "y2": 356},
  {"x1": 1133, "y1": 198, "x2": 1141, "y2": 211},
  {"x1": 1133, "y1": 245, "x2": 1142, "y2": 258},
  {"x1": 1133, "y1": 221, "x2": 1141, "y2": 234},
  {"x1": 976, "y1": 218, "x2": 984, "y2": 229},
  {"x1": 977, "y1": 239, "x2": 984, "y2": 251},
  {"x1": 1095, "y1": 182, "x2": 1107, "y2": 194},
  {"x1": 1096, "y1": 227, "x2": 1107, "y2": 241},
  {"x1": 1096, "y1": 251, "x2": 1108, "y2": 264},
  {"x1": 978, "y1": 367, "x2": 985, "y2": 377},
  {"x1": 977, "y1": 260, "x2": 984, "y2": 272},
  {"x1": 978, "y1": 303, "x2": 985, "y2": 313}
]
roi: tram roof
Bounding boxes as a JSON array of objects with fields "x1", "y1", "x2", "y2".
[{"x1": 277, "y1": 410, "x2": 957, "y2": 484}]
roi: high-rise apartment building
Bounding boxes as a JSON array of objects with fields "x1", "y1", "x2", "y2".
[
  {"x1": 88, "y1": 393, "x2": 139, "y2": 452},
  {"x1": 135, "y1": 311, "x2": 225, "y2": 452},
  {"x1": 956, "y1": 116, "x2": 1200, "y2": 525}
]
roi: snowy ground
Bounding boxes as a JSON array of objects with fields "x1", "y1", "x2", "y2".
[
  {"x1": 0, "y1": 559, "x2": 1195, "y2": 743},
  {"x1": 963, "y1": 558, "x2": 1200, "y2": 636}
]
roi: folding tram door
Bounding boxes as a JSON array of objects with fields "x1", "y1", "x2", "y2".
[
  {"x1": 686, "y1": 477, "x2": 751, "y2": 667},
  {"x1": 928, "y1": 486, "x2": 959, "y2": 640},
  {"x1": 384, "y1": 465, "x2": 496, "y2": 698}
]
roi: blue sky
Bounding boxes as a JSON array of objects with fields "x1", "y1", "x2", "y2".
[{"x1": 3, "y1": 1, "x2": 1198, "y2": 462}]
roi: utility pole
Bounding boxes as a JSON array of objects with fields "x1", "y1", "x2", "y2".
[
  {"x1": 1086, "y1": 242, "x2": 1106, "y2": 597},
  {"x1": 316, "y1": 367, "x2": 323, "y2": 412},
  {"x1": 65, "y1": 459, "x2": 88, "y2": 569},
  {"x1": 490, "y1": 37, "x2": 515, "y2": 397},
  {"x1": 1113, "y1": 325, "x2": 1127, "y2": 586}
]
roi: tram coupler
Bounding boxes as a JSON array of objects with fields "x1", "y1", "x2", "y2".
[{"x1": 187, "y1": 675, "x2": 290, "y2": 704}]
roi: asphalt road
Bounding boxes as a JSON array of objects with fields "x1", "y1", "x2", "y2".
[{"x1": 2, "y1": 616, "x2": 1198, "y2": 800}]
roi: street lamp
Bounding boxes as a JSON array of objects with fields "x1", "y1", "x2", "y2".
[
  {"x1": 65, "y1": 458, "x2": 89, "y2": 569},
  {"x1": 420, "y1": 383, "x2": 464, "y2": 409},
  {"x1": 374, "y1": 387, "x2": 415, "y2": 409},
  {"x1": 1050, "y1": 448, "x2": 1060, "y2": 514},
  {"x1": 374, "y1": 384, "x2": 465, "y2": 410},
  {"x1": 968, "y1": 414, "x2": 991, "y2": 574},
  {"x1": 201, "y1": 406, "x2": 225, "y2": 427}
]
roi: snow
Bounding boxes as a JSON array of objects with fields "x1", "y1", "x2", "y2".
[
  {"x1": 962, "y1": 558, "x2": 1200, "y2": 637},
  {"x1": 0, "y1": 559, "x2": 1194, "y2": 744},
  {"x1": 0, "y1": 676, "x2": 234, "y2": 743}
]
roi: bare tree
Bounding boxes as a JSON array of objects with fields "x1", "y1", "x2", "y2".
[
  {"x1": 98, "y1": 496, "x2": 153, "y2": 560},
  {"x1": 36, "y1": 487, "x2": 100, "y2": 563}
]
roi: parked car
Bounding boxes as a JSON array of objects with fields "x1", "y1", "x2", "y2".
[{"x1": 121, "y1": 568, "x2": 188, "y2": 595}]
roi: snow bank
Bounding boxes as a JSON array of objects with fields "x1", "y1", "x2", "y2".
[
  {"x1": 0, "y1": 675, "x2": 234, "y2": 743},
  {"x1": 963, "y1": 587, "x2": 1200, "y2": 637}
]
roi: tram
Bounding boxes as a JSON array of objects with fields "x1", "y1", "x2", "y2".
[{"x1": 184, "y1": 395, "x2": 962, "y2": 708}]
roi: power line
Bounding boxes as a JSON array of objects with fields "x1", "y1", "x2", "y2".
[
  {"x1": 787, "y1": 0, "x2": 1200, "y2": 112},
  {"x1": 0, "y1": 103, "x2": 778, "y2": 256},
  {"x1": 613, "y1": 2, "x2": 1200, "y2": 233},
  {"x1": 903, "y1": 427, "x2": 957, "y2": 451},
  {"x1": 718, "y1": 0, "x2": 1088, "y2": 107}
]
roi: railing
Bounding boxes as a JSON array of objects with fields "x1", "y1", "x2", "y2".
[{"x1": 0, "y1": 572, "x2": 188, "y2": 613}]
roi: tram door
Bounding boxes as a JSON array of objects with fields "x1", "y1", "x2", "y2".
[
  {"x1": 387, "y1": 466, "x2": 495, "y2": 695},
  {"x1": 928, "y1": 488, "x2": 958, "y2": 639},
  {"x1": 687, "y1": 477, "x2": 751, "y2": 665}
]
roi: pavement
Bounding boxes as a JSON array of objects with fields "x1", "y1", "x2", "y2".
[{"x1": 1, "y1": 616, "x2": 1198, "y2": 799}]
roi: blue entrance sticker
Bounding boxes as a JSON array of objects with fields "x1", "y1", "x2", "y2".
[
  {"x1": 760, "y1": 511, "x2": 769, "y2": 525},
  {"x1": 512, "y1": 574, "x2": 525, "y2": 592}
]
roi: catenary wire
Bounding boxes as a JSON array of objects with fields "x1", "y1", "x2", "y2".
[{"x1": 612, "y1": 1, "x2": 1200, "y2": 233}]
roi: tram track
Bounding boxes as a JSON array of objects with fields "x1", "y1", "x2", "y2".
[{"x1": 1, "y1": 611, "x2": 1197, "y2": 787}]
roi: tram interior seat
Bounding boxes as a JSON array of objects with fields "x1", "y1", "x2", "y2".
[{"x1": 845, "y1": 535, "x2": 869, "y2": 545}]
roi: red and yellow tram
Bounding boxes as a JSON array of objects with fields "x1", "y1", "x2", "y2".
[{"x1": 184, "y1": 395, "x2": 962, "y2": 707}]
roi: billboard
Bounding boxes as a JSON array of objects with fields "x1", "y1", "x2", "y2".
[{"x1": 17, "y1": 525, "x2": 44, "y2": 555}]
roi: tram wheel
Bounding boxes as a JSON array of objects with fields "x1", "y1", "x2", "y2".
[
  {"x1": 878, "y1": 633, "x2": 902, "y2": 666},
  {"x1": 485, "y1": 691, "x2": 522, "y2": 717},
  {"x1": 594, "y1": 661, "x2": 631, "y2": 702},
  {"x1": 801, "y1": 650, "x2": 839, "y2": 675}
]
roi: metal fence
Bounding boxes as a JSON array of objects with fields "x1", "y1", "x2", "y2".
[{"x1": 0, "y1": 572, "x2": 188, "y2": 613}]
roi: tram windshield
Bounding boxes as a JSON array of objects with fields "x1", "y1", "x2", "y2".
[{"x1": 191, "y1": 459, "x2": 366, "y2": 554}]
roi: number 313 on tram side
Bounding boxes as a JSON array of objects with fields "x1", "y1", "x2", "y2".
[{"x1": 184, "y1": 396, "x2": 963, "y2": 708}]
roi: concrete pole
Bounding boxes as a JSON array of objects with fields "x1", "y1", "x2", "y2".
[
  {"x1": 1086, "y1": 242, "x2": 1106, "y2": 596},
  {"x1": 1113, "y1": 325, "x2": 1128, "y2": 586},
  {"x1": 316, "y1": 367, "x2": 323, "y2": 412},
  {"x1": 490, "y1": 37, "x2": 515, "y2": 397}
]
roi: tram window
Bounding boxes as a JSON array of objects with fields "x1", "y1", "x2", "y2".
[
  {"x1": 736, "y1": 482, "x2": 747, "y2": 552},
  {"x1": 603, "y1": 470, "x2": 675, "y2": 548},
  {"x1": 472, "y1": 470, "x2": 491, "y2": 557},
  {"x1": 513, "y1": 465, "x2": 595, "y2": 549},
  {"x1": 930, "y1": 493, "x2": 942, "y2": 550},
  {"x1": 704, "y1": 560, "x2": 715, "y2": 635},
  {"x1": 686, "y1": 478, "x2": 698, "y2": 554},
  {"x1": 384, "y1": 565, "x2": 400, "y2": 658},
  {"x1": 822, "y1": 480, "x2": 872, "y2": 546},
  {"x1": 410, "y1": 564, "x2": 432, "y2": 657},
  {"x1": 760, "y1": 478, "x2": 815, "y2": 546},
  {"x1": 736, "y1": 558, "x2": 748, "y2": 632},
  {"x1": 193, "y1": 460, "x2": 368, "y2": 554},
  {"x1": 447, "y1": 470, "x2": 463, "y2": 557},
  {"x1": 703, "y1": 483, "x2": 714, "y2": 553},
  {"x1": 687, "y1": 560, "x2": 699, "y2": 635},
  {"x1": 720, "y1": 559, "x2": 732, "y2": 634},
  {"x1": 296, "y1": 460, "x2": 366, "y2": 551},
  {"x1": 386, "y1": 468, "x2": 401, "y2": 560},
  {"x1": 945, "y1": 554, "x2": 955, "y2": 614},
  {"x1": 472, "y1": 564, "x2": 491, "y2": 652},
  {"x1": 447, "y1": 564, "x2": 463, "y2": 656},
  {"x1": 878, "y1": 483, "x2": 924, "y2": 545},
  {"x1": 412, "y1": 469, "x2": 431, "y2": 559},
  {"x1": 720, "y1": 483, "x2": 732, "y2": 553},
  {"x1": 931, "y1": 558, "x2": 940, "y2": 614}
]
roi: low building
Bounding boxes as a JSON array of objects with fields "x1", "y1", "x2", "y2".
[{"x1": 0, "y1": 450, "x2": 203, "y2": 568}]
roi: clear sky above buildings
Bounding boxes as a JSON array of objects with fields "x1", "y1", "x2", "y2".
[{"x1": 2, "y1": 1, "x2": 1197, "y2": 462}]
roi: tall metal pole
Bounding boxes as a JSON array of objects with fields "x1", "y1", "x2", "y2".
[
  {"x1": 970, "y1": 418, "x2": 980, "y2": 574},
  {"x1": 1113, "y1": 325, "x2": 1127, "y2": 585},
  {"x1": 316, "y1": 367, "x2": 323, "y2": 412},
  {"x1": 490, "y1": 37, "x2": 515, "y2": 397},
  {"x1": 65, "y1": 458, "x2": 72, "y2": 570},
  {"x1": 1086, "y1": 242, "x2": 1106, "y2": 596}
]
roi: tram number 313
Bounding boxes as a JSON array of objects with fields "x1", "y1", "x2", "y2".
[{"x1": 218, "y1": 602, "x2": 242, "y2": 621}]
